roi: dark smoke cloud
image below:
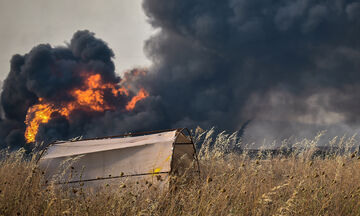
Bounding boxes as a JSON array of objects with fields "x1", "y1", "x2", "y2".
[
  {"x1": 141, "y1": 0, "x2": 360, "y2": 144},
  {"x1": 1, "y1": 0, "x2": 360, "y2": 149},
  {"x1": 0, "y1": 30, "x2": 155, "y2": 149}
]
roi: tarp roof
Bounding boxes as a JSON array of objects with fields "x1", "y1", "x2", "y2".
[
  {"x1": 43, "y1": 130, "x2": 177, "y2": 159},
  {"x1": 38, "y1": 129, "x2": 198, "y2": 186}
]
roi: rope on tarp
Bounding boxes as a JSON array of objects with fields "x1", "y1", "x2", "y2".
[{"x1": 54, "y1": 171, "x2": 171, "y2": 185}]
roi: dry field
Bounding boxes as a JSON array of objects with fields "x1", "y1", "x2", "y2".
[{"x1": 0, "y1": 130, "x2": 360, "y2": 215}]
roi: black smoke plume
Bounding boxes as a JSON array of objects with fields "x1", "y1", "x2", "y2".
[
  {"x1": 1, "y1": 0, "x2": 360, "y2": 149},
  {"x1": 141, "y1": 0, "x2": 360, "y2": 144},
  {"x1": 0, "y1": 30, "x2": 158, "y2": 149}
]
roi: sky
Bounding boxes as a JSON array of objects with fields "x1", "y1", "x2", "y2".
[{"x1": 0, "y1": 0, "x2": 153, "y2": 81}]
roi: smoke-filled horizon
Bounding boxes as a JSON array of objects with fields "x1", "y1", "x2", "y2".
[
  {"x1": 1, "y1": 0, "x2": 360, "y2": 149},
  {"x1": 140, "y1": 0, "x2": 360, "y2": 144}
]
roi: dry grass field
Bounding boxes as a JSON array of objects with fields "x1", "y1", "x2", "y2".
[{"x1": 1, "y1": 130, "x2": 360, "y2": 215}]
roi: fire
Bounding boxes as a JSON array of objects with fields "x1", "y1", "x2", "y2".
[
  {"x1": 24, "y1": 102, "x2": 55, "y2": 144},
  {"x1": 24, "y1": 72, "x2": 148, "y2": 143},
  {"x1": 125, "y1": 88, "x2": 149, "y2": 111},
  {"x1": 70, "y1": 74, "x2": 128, "y2": 111}
]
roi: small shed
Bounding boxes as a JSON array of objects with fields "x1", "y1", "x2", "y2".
[{"x1": 38, "y1": 128, "x2": 200, "y2": 187}]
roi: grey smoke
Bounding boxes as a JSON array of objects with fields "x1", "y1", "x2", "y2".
[
  {"x1": 0, "y1": 30, "x2": 156, "y2": 149},
  {"x1": 141, "y1": 0, "x2": 360, "y2": 144},
  {"x1": 1, "y1": 0, "x2": 360, "y2": 149}
]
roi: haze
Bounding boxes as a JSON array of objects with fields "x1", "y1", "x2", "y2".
[{"x1": 0, "y1": 0, "x2": 152, "y2": 81}]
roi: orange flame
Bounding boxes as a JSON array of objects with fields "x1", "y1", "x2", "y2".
[
  {"x1": 24, "y1": 102, "x2": 55, "y2": 143},
  {"x1": 125, "y1": 88, "x2": 149, "y2": 111},
  {"x1": 24, "y1": 72, "x2": 148, "y2": 143}
]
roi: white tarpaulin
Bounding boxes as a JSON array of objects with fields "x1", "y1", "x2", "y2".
[{"x1": 38, "y1": 129, "x2": 198, "y2": 186}]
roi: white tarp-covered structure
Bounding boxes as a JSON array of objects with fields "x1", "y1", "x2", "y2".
[{"x1": 38, "y1": 128, "x2": 199, "y2": 187}]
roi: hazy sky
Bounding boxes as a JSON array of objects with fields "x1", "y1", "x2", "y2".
[{"x1": 0, "y1": 0, "x2": 153, "y2": 81}]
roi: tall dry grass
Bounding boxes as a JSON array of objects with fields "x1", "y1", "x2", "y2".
[{"x1": 0, "y1": 130, "x2": 360, "y2": 215}]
